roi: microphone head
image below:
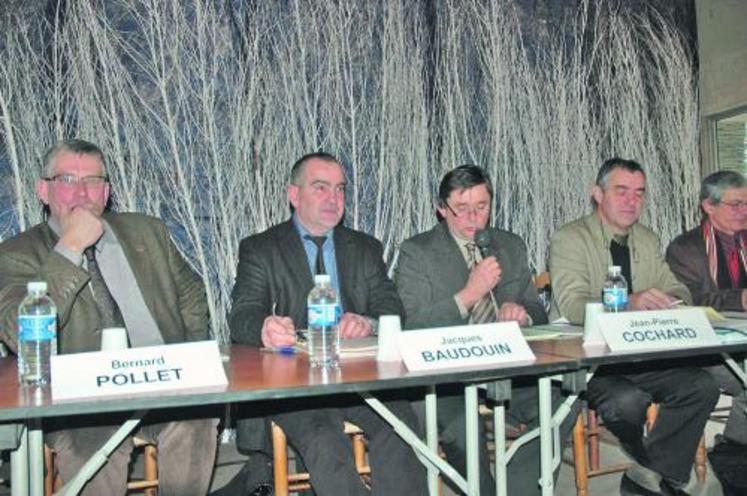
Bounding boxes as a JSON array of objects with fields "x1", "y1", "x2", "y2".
[{"x1": 474, "y1": 229, "x2": 491, "y2": 251}]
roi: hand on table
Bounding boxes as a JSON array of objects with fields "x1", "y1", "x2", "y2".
[{"x1": 261, "y1": 315, "x2": 296, "y2": 348}]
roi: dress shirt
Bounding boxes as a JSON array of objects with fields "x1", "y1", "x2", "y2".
[{"x1": 292, "y1": 214, "x2": 342, "y2": 307}]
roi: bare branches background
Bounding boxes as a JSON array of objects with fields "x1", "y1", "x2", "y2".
[{"x1": 0, "y1": 0, "x2": 700, "y2": 341}]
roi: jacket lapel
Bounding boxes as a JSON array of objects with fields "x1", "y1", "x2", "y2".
[
  {"x1": 433, "y1": 222, "x2": 470, "y2": 294},
  {"x1": 333, "y1": 226, "x2": 354, "y2": 312},
  {"x1": 278, "y1": 220, "x2": 314, "y2": 284}
]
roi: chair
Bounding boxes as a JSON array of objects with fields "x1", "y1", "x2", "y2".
[
  {"x1": 271, "y1": 421, "x2": 370, "y2": 496},
  {"x1": 44, "y1": 438, "x2": 158, "y2": 496},
  {"x1": 534, "y1": 271, "x2": 551, "y2": 291},
  {"x1": 570, "y1": 403, "x2": 706, "y2": 496}
]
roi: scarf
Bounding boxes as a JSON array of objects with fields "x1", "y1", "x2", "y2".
[{"x1": 702, "y1": 218, "x2": 747, "y2": 288}]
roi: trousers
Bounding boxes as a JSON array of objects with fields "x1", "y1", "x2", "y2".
[
  {"x1": 46, "y1": 411, "x2": 218, "y2": 496},
  {"x1": 416, "y1": 382, "x2": 578, "y2": 495},
  {"x1": 272, "y1": 396, "x2": 427, "y2": 496},
  {"x1": 587, "y1": 364, "x2": 719, "y2": 483}
]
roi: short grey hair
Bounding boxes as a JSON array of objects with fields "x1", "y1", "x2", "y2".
[
  {"x1": 290, "y1": 152, "x2": 341, "y2": 186},
  {"x1": 700, "y1": 170, "x2": 747, "y2": 204},
  {"x1": 42, "y1": 139, "x2": 107, "y2": 177},
  {"x1": 595, "y1": 157, "x2": 646, "y2": 189}
]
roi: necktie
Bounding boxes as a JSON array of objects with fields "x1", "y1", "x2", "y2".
[
  {"x1": 305, "y1": 235, "x2": 327, "y2": 275},
  {"x1": 85, "y1": 247, "x2": 125, "y2": 329},
  {"x1": 466, "y1": 242, "x2": 496, "y2": 324}
]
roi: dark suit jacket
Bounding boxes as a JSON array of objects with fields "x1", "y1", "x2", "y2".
[
  {"x1": 666, "y1": 225, "x2": 744, "y2": 311},
  {"x1": 229, "y1": 219, "x2": 404, "y2": 346},
  {"x1": 0, "y1": 212, "x2": 208, "y2": 353},
  {"x1": 395, "y1": 222, "x2": 547, "y2": 329},
  {"x1": 229, "y1": 220, "x2": 403, "y2": 452}
]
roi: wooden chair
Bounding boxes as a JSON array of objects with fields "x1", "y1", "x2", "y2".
[
  {"x1": 271, "y1": 421, "x2": 370, "y2": 496},
  {"x1": 571, "y1": 403, "x2": 706, "y2": 496},
  {"x1": 44, "y1": 438, "x2": 158, "y2": 496},
  {"x1": 534, "y1": 271, "x2": 551, "y2": 291}
]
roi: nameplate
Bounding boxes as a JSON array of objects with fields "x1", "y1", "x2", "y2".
[
  {"x1": 396, "y1": 322, "x2": 535, "y2": 372},
  {"x1": 51, "y1": 341, "x2": 228, "y2": 400},
  {"x1": 598, "y1": 308, "x2": 720, "y2": 352}
]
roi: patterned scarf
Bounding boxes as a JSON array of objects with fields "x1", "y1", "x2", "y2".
[{"x1": 702, "y1": 219, "x2": 747, "y2": 288}]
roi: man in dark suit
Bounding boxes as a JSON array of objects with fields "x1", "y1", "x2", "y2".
[
  {"x1": 228, "y1": 152, "x2": 426, "y2": 496},
  {"x1": 395, "y1": 164, "x2": 572, "y2": 495},
  {"x1": 0, "y1": 139, "x2": 217, "y2": 495}
]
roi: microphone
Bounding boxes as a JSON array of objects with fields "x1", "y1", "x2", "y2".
[
  {"x1": 473, "y1": 229, "x2": 500, "y2": 315},
  {"x1": 474, "y1": 229, "x2": 496, "y2": 262}
]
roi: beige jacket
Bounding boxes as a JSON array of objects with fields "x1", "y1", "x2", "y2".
[{"x1": 549, "y1": 212, "x2": 691, "y2": 324}]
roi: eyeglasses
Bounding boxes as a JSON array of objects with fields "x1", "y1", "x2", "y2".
[
  {"x1": 43, "y1": 174, "x2": 108, "y2": 189},
  {"x1": 444, "y1": 202, "x2": 490, "y2": 217},
  {"x1": 719, "y1": 200, "x2": 747, "y2": 211}
]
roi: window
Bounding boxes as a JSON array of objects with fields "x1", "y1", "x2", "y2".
[{"x1": 715, "y1": 109, "x2": 747, "y2": 173}]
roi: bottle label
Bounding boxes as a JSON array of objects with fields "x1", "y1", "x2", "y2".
[
  {"x1": 603, "y1": 288, "x2": 628, "y2": 310},
  {"x1": 18, "y1": 315, "x2": 56, "y2": 342},
  {"x1": 308, "y1": 304, "x2": 340, "y2": 326}
]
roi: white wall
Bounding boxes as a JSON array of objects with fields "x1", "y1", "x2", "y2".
[{"x1": 696, "y1": 0, "x2": 747, "y2": 172}]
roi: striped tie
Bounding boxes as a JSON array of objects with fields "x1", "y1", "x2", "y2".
[
  {"x1": 466, "y1": 243, "x2": 496, "y2": 324},
  {"x1": 85, "y1": 247, "x2": 125, "y2": 329}
]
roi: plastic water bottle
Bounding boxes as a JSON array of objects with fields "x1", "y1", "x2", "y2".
[
  {"x1": 17, "y1": 281, "x2": 57, "y2": 386},
  {"x1": 602, "y1": 266, "x2": 628, "y2": 312},
  {"x1": 307, "y1": 274, "x2": 341, "y2": 368}
]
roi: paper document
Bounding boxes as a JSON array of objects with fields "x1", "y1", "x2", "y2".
[{"x1": 295, "y1": 336, "x2": 378, "y2": 358}]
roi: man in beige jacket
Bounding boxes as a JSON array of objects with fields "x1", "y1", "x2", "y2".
[{"x1": 550, "y1": 158, "x2": 718, "y2": 496}]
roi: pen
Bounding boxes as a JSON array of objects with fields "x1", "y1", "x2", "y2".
[
  {"x1": 668, "y1": 299, "x2": 684, "y2": 307},
  {"x1": 261, "y1": 346, "x2": 297, "y2": 355}
]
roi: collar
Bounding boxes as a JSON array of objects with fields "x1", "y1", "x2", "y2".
[{"x1": 292, "y1": 214, "x2": 334, "y2": 242}]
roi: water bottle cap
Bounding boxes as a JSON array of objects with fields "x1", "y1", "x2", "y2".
[
  {"x1": 608, "y1": 265, "x2": 621, "y2": 275},
  {"x1": 27, "y1": 281, "x2": 47, "y2": 293},
  {"x1": 314, "y1": 274, "x2": 331, "y2": 284}
]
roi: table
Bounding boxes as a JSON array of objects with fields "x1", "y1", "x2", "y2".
[
  {"x1": 0, "y1": 343, "x2": 580, "y2": 496},
  {"x1": 535, "y1": 333, "x2": 747, "y2": 387}
]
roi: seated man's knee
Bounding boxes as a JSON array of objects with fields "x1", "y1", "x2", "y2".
[
  {"x1": 596, "y1": 388, "x2": 650, "y2": 425},
  {"x1": 687, "y1": 369, "x2": 720, "y2": 405}
]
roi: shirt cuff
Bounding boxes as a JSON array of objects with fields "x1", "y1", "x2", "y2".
[
  {"x1": 54, "y1": 242, "x2": 84, "y2": 267},
  {"x1": 454, "y1": 294, "x2": 469, "y2": 319}
]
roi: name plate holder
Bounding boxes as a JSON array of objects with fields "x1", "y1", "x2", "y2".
[
  {"x1": 598, "y1": 308, "x2": 720, "y2": 353},
  {"x1": 51, "y1": 340, "x2": 228, "y2": 401},
  {"x1": 396, "y1": 322, "x2": 535, "y2": 372}
]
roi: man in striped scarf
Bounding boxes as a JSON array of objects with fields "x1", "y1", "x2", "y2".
[{"x1": 667, "y1": 170, "x2": 747, "y2": 447}]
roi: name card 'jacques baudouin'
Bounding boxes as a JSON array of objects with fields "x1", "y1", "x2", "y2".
[
  {"x1": 51, "y1": 341, "x2": 228, "y2": 401},
  {"x1": 598, "y1": 308, "x2": 720, "y2": 353},
  {"x1": 397, "y1": 322, "x2": 535, "y2": 372}
]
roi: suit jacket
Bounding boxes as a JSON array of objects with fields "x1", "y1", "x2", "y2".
[
  {"x1": 395, "y1": 222, "x2": 547, "y2": 329},
  {"x1": 666, "y1": 225, "x2": 744, "y2": 311},
  {"x1": 229, "y1": 220, "x2": 404, "y2": 346},
  {"x1": 0, "y1": 212, "x2": 208, "y2": 353},
  {"x1": 549, "y1": 212, "x2": 691, "y2": 324}
]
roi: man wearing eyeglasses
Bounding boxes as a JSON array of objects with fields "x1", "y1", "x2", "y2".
[
  {"x1": 395, "y1": 165, "x2": 564, "y2": 495},
  {"x1": 550, "y1": 158, "x2": 719, "y2": 495},
  {"x1": 666, "y1": 170, "x2": 747, "y2": 448},
  {"x1": 0, "y1": 139, "x2": 217, "y2": 495}
]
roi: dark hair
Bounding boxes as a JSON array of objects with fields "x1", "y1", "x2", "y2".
[
  {"x1": 290, "y1": 152, "x2": 341, "y2": 185},
  {"x1": 437, "y1": 164, "x2": 494, "y2": 207},
  {"x1": 42, "y1": 139, "x2": 107, "y2": 177},
  {"x1": 700, "y1": 170, "x2": 747, "y2": 205},
  {"x1": 595, "y1": 158, "x2": 645, "y2": 188}
]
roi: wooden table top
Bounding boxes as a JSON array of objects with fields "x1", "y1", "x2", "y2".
[
  {"x1": 0, "y1": 343, "x2": 578, "y2": 422},
  {"x1": 530, "y1": 335, "x2": 747, "y2": 366}
]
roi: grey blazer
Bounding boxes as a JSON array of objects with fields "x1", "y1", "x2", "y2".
[{"x1": 394, "y1": 222, "x2": 547, "y2": 329}]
